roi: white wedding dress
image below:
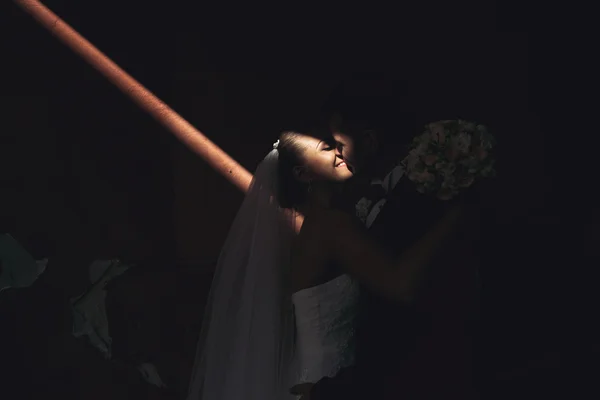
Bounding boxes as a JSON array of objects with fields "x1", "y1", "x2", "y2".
[
  {"x1": 291, "y1": 274, "x2": 360, "y2": 386},
  {"x1": 188, "y1": 151, "x2": 361, "y2": 400}
]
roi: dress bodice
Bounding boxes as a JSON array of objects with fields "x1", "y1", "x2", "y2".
[{"x1": 291, "y1": 274, "x2": 360, "y2": 384}]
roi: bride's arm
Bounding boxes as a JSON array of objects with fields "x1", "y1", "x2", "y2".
[{"x1": 324, "y1": 205, "x2": 462, "y2": 303}]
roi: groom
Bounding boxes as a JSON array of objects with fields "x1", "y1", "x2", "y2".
[{"x1": 292, "y1": 109, "x2": 481, "y2": 399}]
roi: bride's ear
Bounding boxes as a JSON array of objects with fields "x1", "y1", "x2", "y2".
[{"x1": 293, "y1": 165, "x2": 311, "y2": 182}]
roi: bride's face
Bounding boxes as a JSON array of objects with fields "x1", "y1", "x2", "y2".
[{"x1": 296, "y1": 135, "x2": 353, "y2": 183}]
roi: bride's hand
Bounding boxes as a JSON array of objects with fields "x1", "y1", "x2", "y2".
[{"x1": 290, "y1": 382, "x2": 314, "y2": 399}]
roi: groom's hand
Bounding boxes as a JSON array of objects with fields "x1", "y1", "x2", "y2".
[{"x1": 290, "y1": 382, "x2": 314, "y2": 399}]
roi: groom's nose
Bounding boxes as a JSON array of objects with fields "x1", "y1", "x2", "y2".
[{"x1": 335, "y1": 142, "x2": 344, "y2": 159}]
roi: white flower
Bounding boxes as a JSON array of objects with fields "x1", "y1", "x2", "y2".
[
  {"x1": 403, "y1": 119, "x2": 495, "y2": 200},
  {"x1": 460, "y1": 156, "x2": 479, "y2": 169},
  {"x1": 452, "y1": 132, "x2": 472, "y2": 154},
  {"x1": 442, "y1": 175, "x2": 456, "y2": 188},
  {"x1": 428, "y1": 122, "x2": 447, "y2": 144},
  {"x1": 405, "y1": 156, "x2": 419, "y2": 171},
  {"x1": 436, "y1": 162, "x2": 456, "y2": 176},
  {"x1": 428, "y1": 122, "x2": 444, "y2": 134},
  {"x1": 408, "y1": 170, "x2": 435, "y2": 184},
  {"x1": 461, "y1": 121, "x2": 476, "y2": 132},
  {"x1": 477, "y1": 126, "x2": 494, "y2": 149},
  {"x1": 423, "y1": 154, "x2": 438, "y2": 166},
  {"x1": 404, "y1": 146, "x2": 426, "y2": 170},
  {"x1": 418, "y1": 131, "x2": 432, "y2": 144},
  {"x1": 416, "y1": 142, "x2": 429, "y2": 156}
]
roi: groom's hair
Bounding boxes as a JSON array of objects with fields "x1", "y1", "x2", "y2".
[{"x1": 321, "y1": 78, "x2": 416, "y2": 150}]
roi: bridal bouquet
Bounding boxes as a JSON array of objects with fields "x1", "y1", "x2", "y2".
[{"x1": 402, "y1": 120, "x2": 496, "y2": 200}]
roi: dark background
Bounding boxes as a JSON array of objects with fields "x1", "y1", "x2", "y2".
[{"x1": 1, "y1": 1, "x2": 596, "y2": 399}]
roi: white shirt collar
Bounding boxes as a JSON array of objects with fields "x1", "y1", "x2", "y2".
[
  {"x1": 359, "y1": 165, "x2": 405, "y2": 229},
  {"x1": 372, "y1": 164, "x2": 405, "y2": 194}
]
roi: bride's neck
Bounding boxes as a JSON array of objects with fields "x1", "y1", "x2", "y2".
[{"x1": 298, "y1": 183, "x2": 336, "y2": 215}]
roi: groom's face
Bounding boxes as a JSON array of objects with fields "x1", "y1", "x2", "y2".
[
  {"x1": 330, "y1": 114, "x2": 378, "y2": 176},
  {"x1": 332, "y1": 131, "x2": 358, "y2": 172},
  {"x1": 332, "y1": 130, "x2": 377, "y2": 176}
]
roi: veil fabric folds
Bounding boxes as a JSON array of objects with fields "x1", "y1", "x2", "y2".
[{"x1": 187, "y1": 149, "x2": 297, "y2": 400}]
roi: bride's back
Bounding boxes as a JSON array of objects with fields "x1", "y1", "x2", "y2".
[
  {"x1": 290, "y1": 210, "x2": 344, "y2": 293},
  {"x1": 290, "y1": 211, "x2": 360, "y2": 384}
]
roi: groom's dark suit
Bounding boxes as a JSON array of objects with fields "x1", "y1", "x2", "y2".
[{"x1": 312, "y1": 170, "x2": 480, "y2": 400}]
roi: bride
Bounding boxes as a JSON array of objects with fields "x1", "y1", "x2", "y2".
[{"x1": 186, "y1": 129, "x2": 461, "y2": 400}]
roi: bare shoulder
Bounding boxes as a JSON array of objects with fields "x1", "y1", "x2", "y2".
[
  {"x1": 303, "y1": 209, "x2": 362, "y2": 250},
  {"x1": 313, "y1": 208, "x2": 356, "y2": 229}
]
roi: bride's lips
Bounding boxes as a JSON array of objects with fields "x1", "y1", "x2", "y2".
[{"x1": 335, "y1": 161, "x2": 347, "y2": 168}]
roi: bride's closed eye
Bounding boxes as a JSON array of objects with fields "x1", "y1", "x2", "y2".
[{"x1": 319, "y1": 138, "x2": 338, "y2": 151}]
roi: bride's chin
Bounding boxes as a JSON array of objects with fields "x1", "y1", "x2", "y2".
[{"x1": 341, "y1": 169, "x2": 355, "y2": 179}]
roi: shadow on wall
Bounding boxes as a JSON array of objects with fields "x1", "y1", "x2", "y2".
[{"x1": 1, "y1": 94, "x2": 170, "y2": 294}]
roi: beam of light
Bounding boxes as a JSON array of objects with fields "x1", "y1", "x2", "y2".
[
  {"x1": 12, "y1": 0, "x2": 253, "y2": 193},
  {"x1": 13, "y1": 0, "x2": 305, "y2": 231}
]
